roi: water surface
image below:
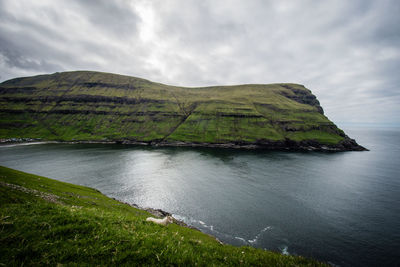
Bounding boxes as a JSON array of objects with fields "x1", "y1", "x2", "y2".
[{"x1": 1, "y1": 127, "x2": 399, "y2": 266}]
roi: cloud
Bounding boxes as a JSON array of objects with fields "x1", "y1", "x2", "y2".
[{"x1": 0, "y1": 0, "x2": 399, "y2": 125}]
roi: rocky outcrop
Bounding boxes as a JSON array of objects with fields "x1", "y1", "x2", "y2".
[{"x1": 280, "y1": 84, "x2": 324, "y2": 114}]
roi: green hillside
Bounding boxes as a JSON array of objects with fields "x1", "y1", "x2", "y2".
[
  {"x1": 0, "y1": 71, "x2": 364, "y2": 150},
  {"x1": 0, "y1": 166, "x2": 327, "y2": 266}
]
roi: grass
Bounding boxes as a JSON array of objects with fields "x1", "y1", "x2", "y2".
[
  {"x1": 0, "y1": 70, "x2": 346, "y2": 145},
  {"x1": 0, "y1": 166, "x2": 327, "y2": 266}
]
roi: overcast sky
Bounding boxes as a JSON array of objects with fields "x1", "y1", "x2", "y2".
[{"x1": 1, "y1": 0, "x2": 399, "y2": 126}]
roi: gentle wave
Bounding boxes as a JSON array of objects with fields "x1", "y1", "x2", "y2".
[
  {"x1": 234, "y1": 236, "x2": 247, "y2": 243},
  {"x1": 0, "y1": 142, "x2": 52, "y2": 148},
  {"x1": 174, "y1": 214, "x2": 276, "y2": 249},
  {"x1": 248, "y1": 226, "x2": 272, "y2": 244},
  {"x1": 173, "y1": 214, "x2": 216, "y2": 233},
  {"x1": 281, "y1": 246, "x2": 289, "y2": 255}
]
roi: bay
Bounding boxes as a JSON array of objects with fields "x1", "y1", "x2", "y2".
[{"x1": 1, "y1": 127, "x2": 399, "y2": 266}]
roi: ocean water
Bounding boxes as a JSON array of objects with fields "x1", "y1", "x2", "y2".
[{"x1": 1, "y1": 127, "x2": 399, "y2": 266}]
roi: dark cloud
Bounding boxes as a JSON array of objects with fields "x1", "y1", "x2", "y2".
[
  {"x1": 0, "y1": 0, "x2": 146, "y2": 78},
  {"x1": 0, "y1": 0, "x2": 399, "y2": 125}
]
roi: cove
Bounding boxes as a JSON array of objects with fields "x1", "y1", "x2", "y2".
[{"x1": 1, "y1": 127, "x2": 399, "y2": 267}]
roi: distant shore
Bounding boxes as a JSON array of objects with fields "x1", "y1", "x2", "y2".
[{"x1": 0, "y1": 137, "x2": 367, "y2": 151}]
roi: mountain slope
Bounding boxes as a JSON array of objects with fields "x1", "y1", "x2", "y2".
[{"x1": 0, "y1": 71, "x2": 365, "y2": 150}]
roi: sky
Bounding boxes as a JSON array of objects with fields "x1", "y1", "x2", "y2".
[{"x1": 0, "y1": 0, "x2": 399, "y2": 126}]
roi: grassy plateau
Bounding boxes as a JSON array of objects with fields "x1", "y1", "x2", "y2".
[
  {"x1": 0, "y1": 166, "x2": 327, "y2": 266},
  {"x1": 0, "y1": 71, "x2": 364, "y2": 150}
]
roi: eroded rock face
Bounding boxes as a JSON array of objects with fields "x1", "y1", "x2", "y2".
[{"x1": 279, "y1": 84, "x2": 324, "y2": 114}]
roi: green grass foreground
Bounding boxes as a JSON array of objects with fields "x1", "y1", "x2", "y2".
[{"x1": 0, "y1": 166, "x2": 327, "y2": 266}]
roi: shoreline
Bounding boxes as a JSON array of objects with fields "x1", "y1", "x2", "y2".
[
  {"x1": 0, "y1": 165, "x2": 328, "y2": 265},
  {"x1": 112, "y1": 199, "x2": 228, "y2": 243},
  {"x1": 123, "y1": 202, "x2": 226, "y2": 245},
  {"x1": 0, "y1": 161, "x2": 221, "y2": 244},
  {"x1": 0, "y1": 137, "x2": 367, "y2": 151}
]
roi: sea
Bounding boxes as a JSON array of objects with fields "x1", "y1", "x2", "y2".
[{"x1": 1, "y1": 127, "x2": 399, "y2": 266}]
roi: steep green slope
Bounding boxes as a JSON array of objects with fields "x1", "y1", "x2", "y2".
[
  {"x1": 0, "y1": 166, "x2": 327, "y2": 266},
  {"x1": 0, "y1": 71, "x2": 364, "y2": 150}
]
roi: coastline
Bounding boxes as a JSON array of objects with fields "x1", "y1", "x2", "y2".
[
  {"x1": 0, "y1": 165, "x2": 328, "y2": 265},
  {"x1": 111, "y1": 198, "x2": 227, "y2": 244},
  {"x1": 0, "y1": 137, "x2": 367, "y2": 151}
]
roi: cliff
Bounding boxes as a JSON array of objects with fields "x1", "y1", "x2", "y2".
[{"x1": 0, "y1": 71, "x2": 365, "y2": 151}]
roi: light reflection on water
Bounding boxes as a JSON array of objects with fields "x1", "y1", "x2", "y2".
[{"x1": 0, "y1": 127, "x2": 399, "y2": 267}]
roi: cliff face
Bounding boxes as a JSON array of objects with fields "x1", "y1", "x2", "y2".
[{"x1": 0, "y1": 71, "x2": 365, "y2": 151}]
